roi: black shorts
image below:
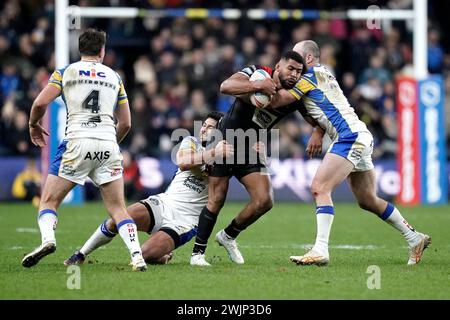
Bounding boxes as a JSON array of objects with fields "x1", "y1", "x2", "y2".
[
  {"x1": 213, "y1": 114, "x2": 269, "y2": 180},
  {"x1": 209, "y1": 163, "x2": 267, "y2": 180}
]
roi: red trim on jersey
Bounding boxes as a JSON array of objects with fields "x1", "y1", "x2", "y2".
[{"x1": 259, "y1": 66, "x2": 274, "y2": 77}]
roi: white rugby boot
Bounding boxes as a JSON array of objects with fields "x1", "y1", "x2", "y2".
[
  {"x1": 130, "y1": 252, "x2": 147, "y2": 272},
  {"x1": 190, "y1": 253, "x2": 211, "y2": 266},
  {"x1": 407, "y1": 233, "x2": 431, "y2": 265},
  {"x1": 290, "y1": 247, "x2": 329, "y2": 266},
  {"x1": 215, "y1": 230, "x2": 244, "y2": 264}
]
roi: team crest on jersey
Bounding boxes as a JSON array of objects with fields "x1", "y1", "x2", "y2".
[
  {"x1": 148, "y1": 197, "x2": 160, "y2": 206},
  {"x1": 79, "y1": 69, "x2": 106, "y2": 78},
  {"x1": 61, "y1": 163, "x2": 75, "y2": 176},
  {"x1": 350, "y1": 148, "x2": 363, "y2": 161}
]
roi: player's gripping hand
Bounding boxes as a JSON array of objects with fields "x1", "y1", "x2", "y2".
[
  {"x1": 29, "y1": 123, "x2": 49, "y2": 147},
  {"x1": 306, "y1": 126, "x2": 324, "y2": 159},
  {"x1": 215, "y1": 140, "x2": 234, "y2": 159},
  {"x1": 254, "y1": 78, "x2": 277, "y2": 96}
]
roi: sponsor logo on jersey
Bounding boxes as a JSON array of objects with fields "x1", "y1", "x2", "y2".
[
  {"x1": 84, "y1": 151, "x2": 110, "y2": 161},
  {"x1": 81, "y1": 116, "x2": 102, "y2": 128},
  {"x1": 79, "y1": 69, "x2": 106, "y2": 78},
  {"x1": 111, "y1": 168, "x2": 122, "y2": 177},
  {"x1": 183, "y1": 175, "x2": 207, "y2": 193},
  {"x1": 252, "y1": 109, "x2": 277, "y2": 129}
]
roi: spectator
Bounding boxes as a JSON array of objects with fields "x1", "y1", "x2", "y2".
[
  {"x1": 122, "y1": 150, "x2": 143, "y2": 201},
  {"x1": 0, "y1": 0, "x2": 448, "y2": 162},
  {"x1": 12, "y1": 157, "x2": 41, "y2": 206},
  {"x1": 359, "y1": 53, "x2": 392, "y2": 85},
  {"x1": 428, "y1": 28, "x2": 444, "y2": 74}
]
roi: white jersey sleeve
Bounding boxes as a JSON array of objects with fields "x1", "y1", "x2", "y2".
[
  {"x1": 288, "y1": 65, "x2": 369, "y2": 141},
  {"x1": 159, "y1": 136, "x2": 208, "y2": 222},
  {"x1": 49, "y1": 60, "x2": 128, "y2": 141}
]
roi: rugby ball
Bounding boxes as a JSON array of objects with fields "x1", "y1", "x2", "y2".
[{"x1": 249, "y1": 69, "x2": 272, "y2": 108}]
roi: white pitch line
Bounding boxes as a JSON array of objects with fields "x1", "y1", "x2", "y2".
[
  {"x1": 239, "y1": 243, "x2": 380, "y2": 250},
  {"x1": 16, "y1": 228, "x2": 39, "y2": 233}
]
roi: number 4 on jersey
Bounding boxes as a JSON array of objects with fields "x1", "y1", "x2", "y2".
[{"x1": 83, "y1": 90, "x2": 100, "y2": 113}]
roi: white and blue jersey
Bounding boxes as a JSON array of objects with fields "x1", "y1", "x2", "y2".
[
  {"x1": 47, "y1": 60, "x2": 128, "y2": 184},
  {"x1": 48, "y1": 60, "x2": 128, "y2": 141},
  {"x1": 289, "y1": 64, "x2": 374, "y2": 171},
  {"x1": 141, "y1": 136, "x2": 208, "y2": 247}
]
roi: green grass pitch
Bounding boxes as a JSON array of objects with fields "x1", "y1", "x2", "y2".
[{"x1": 1, "y1": 202, "x2": 449, "y2": 299}]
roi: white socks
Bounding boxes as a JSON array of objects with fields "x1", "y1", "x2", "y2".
[
  {"x1": 314, "y1": 206, "x2": 334, "y2": 254},
  {"x1": 38, "y1": 209, "x2": 58, "y2": 244},
  {"x1": 117, "y1": 219, "x2": 142, "y2": 256},
  {"x1": 80, "y1": 220, "x2": 116, "y2": 256},
  {"x1": 380, "y1": 203, "x2": 418, "y2": 246}
]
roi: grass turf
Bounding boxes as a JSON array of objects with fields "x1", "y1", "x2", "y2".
[{"x1": 0, "y1": 202, "x2": 449, "y2": 299}]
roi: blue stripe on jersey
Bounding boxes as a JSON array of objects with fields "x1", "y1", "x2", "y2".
[
  {"x1": 308, "y1": 88, "x2": 355, "y2": 139},
  {"x1": 302, "y1": 68, "x2": 318, "y2": 85},
  {"x1": 58, "y1": 65, "x2": 69, "y2": 135},
  {"x1": 178, "y1": 226, "x2": 198, "y2": 248},
  {"x1": 57, "y1": 65, "x2": 69, "y2": 89},
  {"x1": 58, "y1": 66, "x2": 68, "y2": 76},
  {"x1": 49, "y1": 140, "x2": 68, "y2": 176}
]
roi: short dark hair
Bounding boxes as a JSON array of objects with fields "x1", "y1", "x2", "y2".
[
  {"x1": 206, "y1": 111, "x2": 224, "y2": 123},
  {"x1": 281, "y1": 50, "x2": 305, "y2": 65},
  {"x1": 79, "y1": 28, "x2": 106, "y2": 56},
  {"x1": 281, "y1": 50, "x2": 306, "y2": 74}
]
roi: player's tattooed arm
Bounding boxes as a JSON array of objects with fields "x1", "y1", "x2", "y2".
[{"x1": 220, "y1": 72, "x2": 276, "y2": 97}]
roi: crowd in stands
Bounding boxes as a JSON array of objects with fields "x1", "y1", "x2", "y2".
[{"x1": 1, "y1": 0, "x2": 449, "y2": 162}]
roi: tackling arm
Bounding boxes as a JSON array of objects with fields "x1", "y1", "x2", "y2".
[
  {"x1": 177, "y1": 140, "x2": 233, "y2": 171},
  {"x1": 177, "y1": 148, "x2": 215, "y2": 172},
  {"x1": 266, "y1": 88, "x2": 297, "y2": 109}
]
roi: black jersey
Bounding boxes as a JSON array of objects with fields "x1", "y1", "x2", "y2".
[{"x1": 219, "y1": 65, "x2": 302, "y2": 133}]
